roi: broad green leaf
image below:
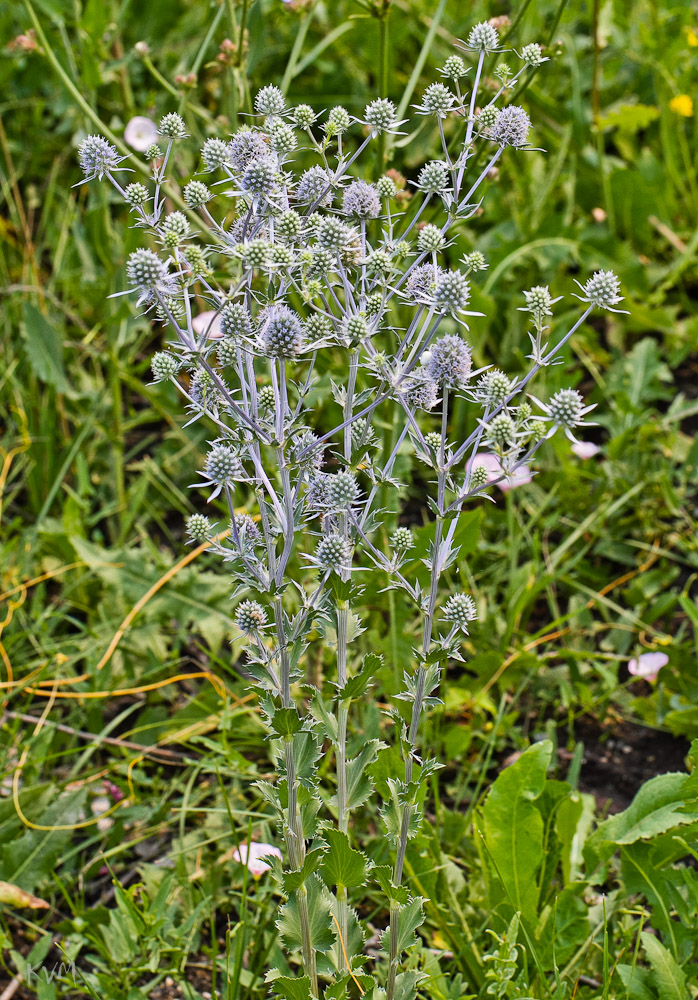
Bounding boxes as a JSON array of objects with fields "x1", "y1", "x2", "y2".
[
  {"x1": 393, "y1": 971, "x2": 423, "y2": 1000},
  {"x1": 641, "y1": 932, "x2": 688, "y2": 1000},
  {"x1": 477, "y1": 741, "x2": 552, "y2": 918},
  {"x1": 21, "y1": 303, "x2": 69, "y2": 393},
  {"x1": 320, "y1": 829, "x2": 370, "y2": 889},
  {"x1": 615, "y1": 964, "x2": 655, "y2": 1000},
  {"x1": 270, "y1": 708, "x2": 304, "y2": 737},
  {"x1": 278, "y1": 874, "x2": 334, "y2": 954}
]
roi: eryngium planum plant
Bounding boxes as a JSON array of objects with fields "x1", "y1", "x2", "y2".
[{"x1": 79, "y1": 20, "x2": 625, "y2": 1000}]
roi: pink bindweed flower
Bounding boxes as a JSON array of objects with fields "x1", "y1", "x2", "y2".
[
  {"x1": 233, "y1": 842, "x2": 282, "y2": 877},
  {"x1": 571, "y1": 440, "x2": 600, "y2": 459},
  {"x1": 628, "y1": 651, "x2": 668, "y2": 682},
  {"x1": 124, "y1": 116, "x2": 159, "y2": 152},
  {"x1": 469, "y1": 452, "x2": 532, "y2": 491},
  {"x1": 192, "y1": 310, "x2": 223, "y2": 338}
]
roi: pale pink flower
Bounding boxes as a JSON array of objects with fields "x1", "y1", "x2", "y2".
[
  {"x1": 469, "y1": 452, "x2": 531, "y2": 492},
  {"x1": 124, "y1": 116, "x2": 158, "y2": 152},
  {"x1": 628, "y1": 651, "x2": 668, "y2": 682},
  {"x1": 571, "y1": 440, "x2": 600, "y2": 459},
  {"x1": 233, "y1": 842, "x2": 282, "y2": 877},
  {"x1": 192, "y1": 310, "x2": 223, "y2": 338}
]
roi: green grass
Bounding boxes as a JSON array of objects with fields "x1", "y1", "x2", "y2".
[{"x1": 1, "y1": 0, "x2": 698, "y2": 997}]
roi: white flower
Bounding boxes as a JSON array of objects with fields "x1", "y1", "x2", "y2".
[
  {"x1": 628, "y1": 652, "x2": 668, "y2": 682},
  {"x1": 233, "y1": 842, "x2": 282, "y2": 876},
  {"x1": 124, "y1": 116, "x2": 159, "y2": 152},
  {"x1": 571, "y1": 440, "x2": 600, "y2": 459},
  {"x1": 192, "y1": 310, "x2": 224, "y2": 339}
]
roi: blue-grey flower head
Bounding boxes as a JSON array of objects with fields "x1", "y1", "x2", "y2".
[
  {"x1": 442, "y1": 593, "x2": 477, "y2": 631},
  {"x1": 220, "y1": 302, "x2": 253, "y2": 340},
  {"x1": 295, "y1": 165, "x2": 333, "y2": 207},
  {"x1": 258, "y1": 304, "x2": 304, "y2": 357},
  {"x1": 229, "y1": 127, "x2": 269, "y2": 170},
  {"x1": 408, "y1": 377, "x2": 439, "y2": 410},
  {"x1": 236, "y1": 600, "x2": 267, "y2": 633},
  {"x1": 126, "y1": 248, "x2": 170, "y2": 295},
  {"x1": 342, "y1": 180, "x2": 380, "y2": 219},
  {"x1": 424, "y1": 334, "x2": 473, "y2": 387},
  {"x1": 78, "y1": 135, "x2": 122, "y2": 181},
  {"x1": 316, "y1": 533, "x2": 351, "y2": 572},
  {"x1": 418, "y1": 83, "x2": 456, "y2": 118},
  {"x1": 491, "y1": 106, "x2": 532, "y2": 147},
  {"x1": 405, "y1": 263, "x2": 444, "y2": 302},
  {"x1": 241, "y1": 157, "x2": 277, "y2": 198},
  {"x1": 158, "y1": 113, "x2": 187, "y2": 139},
  {"x1": 547, "y1": 388, "x2": 584, "y2": 429}
]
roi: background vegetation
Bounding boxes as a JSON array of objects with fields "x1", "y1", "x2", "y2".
[{"x1": 1, "y1": 0, "x2": 697, "y2": 997}]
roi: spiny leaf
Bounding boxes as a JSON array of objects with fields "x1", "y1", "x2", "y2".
[
  {"x1": 320, "y1": 829, "x2": 370, "y2": 889},
  {"x1": 266, "y1": 974, "x2": 313, "y2": 1000},
  {"x1": 282, "y1": 847, "x2": 326, "y2": 894},
  {"x1": 345, "y1": 740, "x2": 385, "y2": 811},
  {"x1": 278, "y1": 873, "x2": 334, "y2": 954},
  {"x1": 380, "y1": 897, "x2": 425, "y2": 955},
  {"x1": 372, "y1": 866, "x2": 409, "y2": 904},
  {"x1": 270, "y1": 707, "x2": 304, "y2": 737},
  {"x1": 338, "y1": 653, "x2": 382, "y2": 702}
]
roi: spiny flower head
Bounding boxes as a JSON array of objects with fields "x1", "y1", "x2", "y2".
[
  {"x1": 425, "y1": 334, "x2": 472, "y2": 386},
  {"x1": 187, "y1": 513, "x2": 213, "y2": 543},
  {"x1": 521, "y1": 285, "x2": 557, "y2": 317},
  {"x1": 486, "y1": 411, "x2": 516, "y2": 449},
  {"x1": 476, "y1": 105, "x2": 499, "y2": 130},
  {"x1": 151, "y1": 351, "x2": 180, "y2": 382},
  {"x1": 258, "y1": 304, "x2": 304, "y2": 357},
  {"x1": 268, "y1": 120, "x2": 297, "y2": 155},
  {"x1": 491, "y1": 106, "x2": 532, "y2": 147},
  {"x1": 462, "y1": 250, "x2": 488, "y2": 272},
  {"x1": 476, "y1": 369, "x2": 512, "y2": 406},
  {"x1": 520, "y1": 43, "x2": 546, "y2": 66},
  {"x1": 158, "y1": 113, "x2": 187, "y2": 139},
  {"x1": 241, "y1": 157, "x2": 277, "y2": 197},
  {"x1": 315, "y1": 216, "x2": 354, "y2": 251},
  {"x1": 417, "y1": 82, "x2": 456, "y2": 118},
  {"x1": 363, "y1": 98, "x2": 397, "y2": 134},
  {"x1": 202, "y1": 443, "x2": 243, "y2": 494},
  {"x1": 255, "y1": 85, "x2": 285, "y2": 116},
  {"x1": 293, "y1": 104, "x2": 316, "y2": 129},
  {"x1": 406, "y1": 262, "x2": 443, "y2": 301},
  {"x1": 201, "y1": 137, "x2": 231, "y2": 171},
  {"x1": 295, "y1": 165, "x2": 333, "y2": 207},
  {"x1": 161, "y1": 211, "x2": 190, "y2": 247},
  {"x1": 316, "y1": 533, "x2": 352, "y2": 572},
  {"x1": 234, "y1": 512, "x2": 261, "y2": 546},
  {"x1": 325, "y1": 106, "x2": 351, "y2": 136},
  {"x1": 467, "y1": 21, "x2": 499, "y2": 52},
  {"x1": 124, "y1": 182, "x2": 149, "y2": 207},
  {"x1": 229, "y1": 127, "x2": 269, "y2": 170},
  {"x1": 342, "y1": 180, "x2": 381, "y2": 219},
  {"x1": 433, "y1": 270, "x2": 471, "y2": 315},
  {"x1": 236, "y1": 600, "x2": 267, "y2": 633},
  {"x1": 390, "y1": 527, "x2": 414, "y2": 551},
  {"x1": 376, "y1": 175, "x2": 397, "y2": 199},
  {"x1": 576, "y1": 270, "x2": 624, "y2": 311},
  {"x1": 126, "y1": 248, "x2": 170, "y2": 293},
  {"x1": 441, "y1": 54, "x2": 467, "y2": 79},
  {"x1": 327, "y1": 471, "x2": 359, "y2": 508},
  {"x1": 78, "y1": 135, "x2": 122, "y2": 180},
  {"x1": 417, "y1": 160, "x2": 450, "y2": 193},
  {"x1": 417, "y1": 224, "x2": 446, "y2": 253},
  {"x1": 408, "y1": 377, "x2": 439, "y2": 410},
  {"x1": 442, "y1": 593, "x2": 477, "y2": 630},
  {"x1": 184, "y1": 179, "x2": 211, "y2": 208},
  {"x1": 546, "y1": 388, "x2": 585, "y2": 429}
]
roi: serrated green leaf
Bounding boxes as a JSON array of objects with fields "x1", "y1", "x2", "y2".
[
  {"x1": 267, "y1": 975, "x2": 313, "y2": 1000},
  {"x1": 270, "y1": 708, "x2": 304, "y2": 737},
  {"x1": 320, "y1": 829, "x2": 370, "y2": 889},
  {"x1": 283, "y1": 847, "x2": 326, "y2": 893},
  {"x1": 393, "y1": 971, "x2": 424, "y2": 1000},
  {"x1": 339, "y1": 653, "x2": 382, "y2": 702},
  {"x1": 372, "y1": 866, "x2": 410, "y2": 904},
  {"x1": 384, "y1": 897, "x2": 424, "y2": 955},
  {"x1": 278, "y1": 874, "x2": 334, "y2": 954},
  {"x1": 345, "y1": 740, "x2": 384, "y2": 810},
  {"x1": 641, "y1": 932, "x2": 688, "y2": 999},
  {"x1": 21, "y1": 303, "x2": 69, "y2": 393}
]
